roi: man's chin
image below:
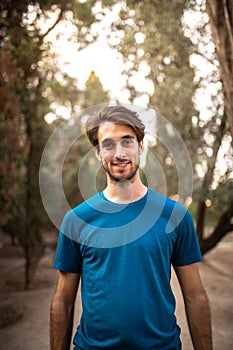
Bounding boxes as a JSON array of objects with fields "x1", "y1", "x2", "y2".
[
  {"x1": 108, "y1": 172, "x2": 138, "y2": 183},
  {"x1": 103, "y1": 164, "x2": 139, "y2": 184}
]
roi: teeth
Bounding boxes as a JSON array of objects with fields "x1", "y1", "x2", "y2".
[
  {"x1": 112, "y1": 160, "x2": 130, "y2": 167},
  {"x1": 115, "y1": 163, "x2": 128, "y2": 167}
]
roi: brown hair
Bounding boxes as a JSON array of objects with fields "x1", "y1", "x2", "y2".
[{"x1": 86, "y1": 106, "x2": 145, "y2": 147}]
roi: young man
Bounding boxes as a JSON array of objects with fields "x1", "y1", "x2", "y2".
[{"x1": 50, "y1": 106, "x2": 212, "y2": 350}]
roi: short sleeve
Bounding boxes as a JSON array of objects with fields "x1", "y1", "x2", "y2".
[
  {"x1": 54, "y1": 212, "x2": 82, "y2": 273},
  {"x1": 171, "y1": 209, "x2": 202, "y2": 266}
]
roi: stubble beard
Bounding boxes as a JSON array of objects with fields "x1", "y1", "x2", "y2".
[
  {"x1": 103, "y1": 163, "x2": 140, "y2": 184},
  {"x1": 102, "y1": 152, "x2": 140, "y2": 185}
]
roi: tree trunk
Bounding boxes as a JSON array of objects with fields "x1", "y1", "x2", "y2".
[
  {"x1": 200, "y1": 201, "x2": 233, "y2": 254},
  {"x1": 196, "y1": 201, "x2": 206, "y2": 244},
  {"x1": 23, "y1": 112, "x2": 44, "y2": 290},
  {"x1": 196, "y1": 113, "x2": 227, "y2": 253},
  {"x1": 206, "y1": 0, "x2": 233, "y2": 140},
  {"x1": 24, "y1": 230, "x2": 44, "y2": 290}
]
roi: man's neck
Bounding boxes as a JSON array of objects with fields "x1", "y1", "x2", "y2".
[{"x1": 103, "y1": 174, "x2": 147, "y2": 204}]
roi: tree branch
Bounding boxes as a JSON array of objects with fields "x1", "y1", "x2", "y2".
[
  {"x1": 196, "y1": 113, "x2": 227, "y2": 246},
  {"x1": 223, "y1": 0, "x2": 233, "y2": 51},
  {"x1": 191, "y1": 50, "x2": 218, "y2": 69},
  {"x1": 201, "y1": 202, "x2": 233, "y2": 254},
  {"x1": 41, "y1": 3, "x2": 70, "y2": 40}
]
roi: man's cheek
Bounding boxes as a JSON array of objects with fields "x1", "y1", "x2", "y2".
[{"x1": 101, "y1": 152, "x2": 113, "y2": 163}]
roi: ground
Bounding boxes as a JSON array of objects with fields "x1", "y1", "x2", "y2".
[{"x1": 0, "y1": 233, "x2": 232, "y2": 350}]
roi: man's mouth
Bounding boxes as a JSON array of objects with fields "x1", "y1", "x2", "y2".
[{"x1": 112, "y1": 161, "x2": 130, "y2": 168}]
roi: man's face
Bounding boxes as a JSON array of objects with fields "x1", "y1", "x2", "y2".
[{"x1": 96, "y1": 122, "x2": 143, "y2": 183}]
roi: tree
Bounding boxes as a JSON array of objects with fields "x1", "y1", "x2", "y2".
[
  {"x1": 83, "y1": 70, "x2": 109, "y2": 108},
  {"x1": 0, "y1": 1, "x2": 51, "y2": 287},
  {"x1": 62, "y1": 71, "x2": 109, "y2": 207},
  {"x1": 105, "y1": 0, "x2": 233, "y2": 253},
  {"x1": 195, "y1": 112, "x2": 232, "y2": 253},
  {"x1": 206, "y1": 0, "x2": 233, "y2": 140},
  {"x1": 0, "y1": 0, "x2": 82, "y2": 288},
  {"x1": 0, "y1": 45, "x2": 22, "y2": 235},
  {"x1": 109, "y1": 0, "x2": 198, "y2": 195},
  {"x1": 189, "y1": 0, "x2": 233, "y2": 253}
]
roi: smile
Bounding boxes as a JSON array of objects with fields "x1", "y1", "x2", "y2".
[{"x1": 112, "y1": 161, "x2": 130, "y2": 167}]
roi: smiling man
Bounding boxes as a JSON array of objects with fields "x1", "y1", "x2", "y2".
[
  {"x1": 50, "y1": 106, "x2": 212, "y2": 350},
  {"x1": 94, "y1": 121, "x2": 145, "y2": 202},
  {"x1": 97, "y1": 122, "x2": 140, "y2": 182}
]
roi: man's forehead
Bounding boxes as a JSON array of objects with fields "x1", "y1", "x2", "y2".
[{"x1": 98, "y1": 122, "x2": 137, "y2": 141}]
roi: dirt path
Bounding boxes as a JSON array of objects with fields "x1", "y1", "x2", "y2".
[{"x1": 0, "y1": 235, "x2": 233, "y2": 350}]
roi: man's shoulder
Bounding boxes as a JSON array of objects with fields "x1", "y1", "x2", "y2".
[
  {"x1": 148, "y1": 188, "x2": 189, "y2": 230},
  {"x1": 148, "y1": 188, "x2": 185, "y2": 210},
  {"x1": 65, "y1": 192, "x2": 104, "y2": 219}
]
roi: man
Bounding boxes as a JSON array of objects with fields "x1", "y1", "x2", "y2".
[{"x1": 50, "y1": 106, "x2": 212, "y2": 350}]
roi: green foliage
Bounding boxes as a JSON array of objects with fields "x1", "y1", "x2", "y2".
[
  {"x1": 72, "y1": 0, "x2": 96, "y2": 25},
  {"x1": 102, "y1": 0, "x2": 115, "y2": 6},
  {"x1": 82, "y1": 71, "x2": 109, "y2": 108},
  {"x1": 62, "y1": 130, "x2": 91, "y2": 207},
  {"x1": 105, "y1": 0, "x2": 233, "y2": 251},
  {"x1": 0, "y1": 0, "x2": 83, "y2": 287},
  {"x1": 110, "y1": 0, "x2": 197, "y2": 195},
  {"x1": 62, "y1": 71, "x2": 110, "y2": 206}
]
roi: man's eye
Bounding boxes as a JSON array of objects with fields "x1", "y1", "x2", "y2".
[
  {"x1": 122, "y1": 139, "x2": 133, "y2": 147},
  {"x1": 102, "y1": 141, "x2": 115, "y2": 149}
]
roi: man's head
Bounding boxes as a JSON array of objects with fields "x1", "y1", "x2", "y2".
[
  {"x1": 86, "y1": 106, "x2": 145, "y2": 149},
  {"x1": 86, "y1": 106, "x2": 145, "y2": 183}
]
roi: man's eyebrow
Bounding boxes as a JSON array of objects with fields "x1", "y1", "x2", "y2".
[
  {"x1": 101, "y1": 135, "x2": 135, "y2": 143},
  {"x1": 121, "y1": 135, "x2": 135, "y2": 139},
  {"x1": 101, "y1": 138, "x2": 114, "y2": 144}
]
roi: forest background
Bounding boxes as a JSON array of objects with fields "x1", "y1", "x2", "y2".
[{"x1": 0, "y1": 0, "x2": 233, "y2": 290}]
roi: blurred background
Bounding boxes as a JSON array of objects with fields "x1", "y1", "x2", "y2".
[{"x1": 0, "y1": 1, "x2": 232, "y2": 349}]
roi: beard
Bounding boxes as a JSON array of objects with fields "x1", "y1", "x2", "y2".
[
  {"x1": 102, "y1": 162, "x2": 140, "y2": 184},
  {"x1": 101, "y1": 151, "x2": 140, "y2": 184},
  {"x1": 100, "y1": 145, "x2": 141, "y2": 184}
]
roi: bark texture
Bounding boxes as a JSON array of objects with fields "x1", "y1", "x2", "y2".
[{"x1": 206, "y1": 0, "x2": 233, "y2": 140}]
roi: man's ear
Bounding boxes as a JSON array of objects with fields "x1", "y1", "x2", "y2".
[
  {"x1": 139, "y1": 141, "x2": 144, "y2": 154},
  {"x1": 94, "y1": 146, "x2": 101, "y2": 161}
]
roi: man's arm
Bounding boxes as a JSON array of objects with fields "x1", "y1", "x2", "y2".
[
  {"x1": 174, "y1": 263, "x2": 213, "y2": 350},
  {"x1": 50, "y1": 271, "x2": 81, "y2": 350}
]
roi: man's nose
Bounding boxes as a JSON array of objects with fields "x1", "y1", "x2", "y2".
[{"x1": 114, "y1": 142, "x2": 126, "y2": 158}]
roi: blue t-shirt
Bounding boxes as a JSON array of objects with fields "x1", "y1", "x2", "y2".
[{"x1": 54, "y1": 188, "x2": 202, "y2": 350}]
